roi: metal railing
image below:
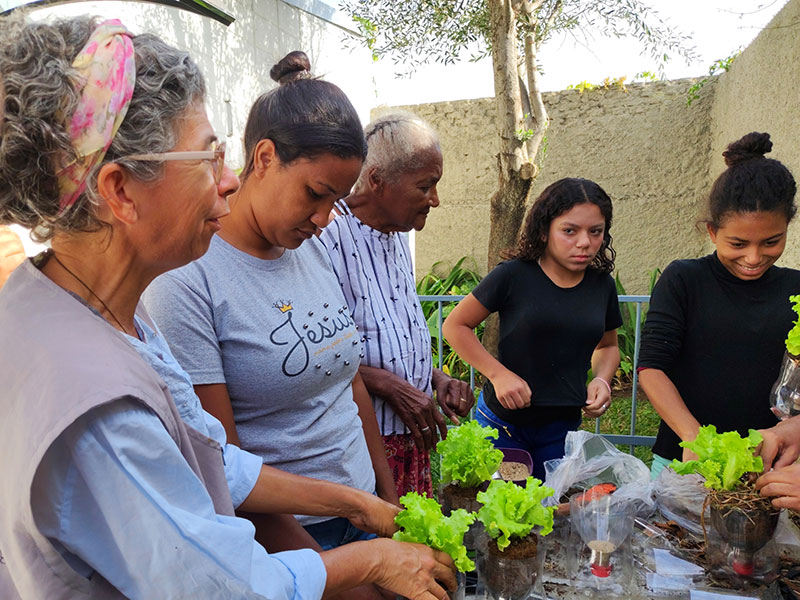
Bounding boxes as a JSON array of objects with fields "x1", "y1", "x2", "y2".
[{"x1": 418, "y1": 294, "x2": 655, "y2": 453}]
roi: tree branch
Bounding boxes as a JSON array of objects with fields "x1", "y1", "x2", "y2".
[
  {"x1": 520, "y1": 0, "x2": 549, "y2": 165},
  {"x1": 488, "y1": 0, "x2": 526, "y2": 175}
]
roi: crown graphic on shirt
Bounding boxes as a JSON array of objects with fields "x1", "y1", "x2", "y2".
[{"x1": 273, "y1": 300, "x2": 293, "y2": 313}]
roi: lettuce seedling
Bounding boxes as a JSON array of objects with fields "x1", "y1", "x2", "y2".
[
  {"x1": 393, "y1": 492, "x2": 476, "y2": 572},
  {"x1": 671, "y1": 425, "x2": 763, "y2": 491},
  {"x1": 436, "y1": 420, "x2": 504, "y2": 488},
  {"x1": 476, "y1": 477, "x2": 556, "y2": 551},
  {"x1": 786, "y1": 295, "x2": 800, "y2": 356}
]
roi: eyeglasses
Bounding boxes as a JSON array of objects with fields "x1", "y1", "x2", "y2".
[{"x1": 123, "y1": 141, "x2": 227, "y2": 184}]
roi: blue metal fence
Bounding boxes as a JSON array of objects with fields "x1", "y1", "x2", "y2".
[{"x1": 418, "y1": 294, "x2": 655, "y2": 453}]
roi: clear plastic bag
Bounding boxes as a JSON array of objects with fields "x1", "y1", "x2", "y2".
[
  {"x1": 543, "y1": 431, "x2": 654, "y2": 517},
  {"x1": 652, "y1": 467, "x2": 708, "y2": 534}
]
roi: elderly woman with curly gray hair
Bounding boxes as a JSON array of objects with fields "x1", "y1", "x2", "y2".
[
  {"x1": 0, "y1": 14, "x2": 454, "y2": 600},
  {"x1": 319, "y1": 113, "x2": 474, "y2": 498}
]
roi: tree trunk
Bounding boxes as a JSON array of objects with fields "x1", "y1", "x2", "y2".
[
  {"x1": 484, "y1": 0, "x2": 535, "y2": 355},
  {"x1": 487, "y1": 168, "x2": 530, "y2": 271},
  {"x1": 483, "y1": 168, "x2": 531, "y2": 356}
]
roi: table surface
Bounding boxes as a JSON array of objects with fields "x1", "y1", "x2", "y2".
[{"x1": 459, "y1": 512, "x2": 800, "y2": 600}]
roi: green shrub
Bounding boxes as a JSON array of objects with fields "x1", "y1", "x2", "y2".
[
  {"x1": 417, "y1": 257, "x2": 483, "y2": 383},
  {"x1": 614, "y1": 268, "x2": 660, "y2": 386}
]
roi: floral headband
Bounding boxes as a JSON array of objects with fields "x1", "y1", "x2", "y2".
[{"x1": 57, "y1": 19, "x2": 136, "y2": 211}]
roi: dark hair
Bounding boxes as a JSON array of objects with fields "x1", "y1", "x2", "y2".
[
  {"x1": 504, "y1": 177, "x2": 616, "y2": 273},
  {"x1": 707, "y1": 132, "x2": 797, "y2": 229},
  {"x1": 240, "y1": 50, "x2": 366, "y2": 181}
]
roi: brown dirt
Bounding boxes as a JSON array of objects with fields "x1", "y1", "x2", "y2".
[
  {"x1": 487, "y1": 534, "x2": 537, "y2": 559},
  {"x1": 440, "y1": 482, "x2": 486, "y2": 513},
  {"x1": 498, "y1": 461, "x2": 530, "y2": 481}
]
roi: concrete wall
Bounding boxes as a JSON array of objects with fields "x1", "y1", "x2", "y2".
[
  {"x1": 381, "y1": 78, "x2": 716, "y2": 293},
  {"x1": 33, "y1": 0, "x2": 377, "y2": 168},
  {"x1": 383, "y1": 0, "x2": 800, "y2": 293},
  {"x1": 707, "y1": 0, "x2": 800, "y2": 264},
  {"x1": 373, "y1": 99, "x2": 502, "y2": 281}
]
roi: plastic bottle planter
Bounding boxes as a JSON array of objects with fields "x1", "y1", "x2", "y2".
[
  {"x1": 479, "y1": 535, "x2": 540, "y2": 600},
  {"x1": 568, "y1": 492, "x2": 636, "y2": 591},
  {"x1": 707, "y1": 496, "x2": 781, "y2": 581},
  {"x1": 770, "y1": 351, "x2": 800, "y2": 419},
  {"x1": 447, "y1": 571, "x2": 466, "y2": 600},
  {"x1": 439, "y1": 482, "x2": 487, "y2": 550}
]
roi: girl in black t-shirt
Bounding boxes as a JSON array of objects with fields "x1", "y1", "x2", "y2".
[
  {"x1": 443, "y1": 178, "x2": 622, "y2": 479},
  {"x1": 639, "y1": 132, "x2": 800, "y2": 478}
]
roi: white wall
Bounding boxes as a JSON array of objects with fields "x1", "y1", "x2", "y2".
[
  {"x1": 31, "y1": 0, "x2": 379, "y2": 168},
  {"x1": 13, "y1": 0, "x2": 376, "y2": 252}
]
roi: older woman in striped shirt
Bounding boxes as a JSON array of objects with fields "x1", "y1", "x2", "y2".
[{"x1": 320, "y1": 113, "x2": 474, "y2": 497}]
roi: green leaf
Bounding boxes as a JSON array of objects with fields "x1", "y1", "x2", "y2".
[
  {"x1": 671, "y1": 425, "x2": 763, "y2": 490},
  {"x1": 436, "y1": 421, "x2": 503, "y2": 488},
  {"x1": 393, "y1": 492, "x2": 476, "y2": 572},
  {"x1": 785, "y1": 295, "x2": 800, "y2": 355},
  {"x1": 476, "y1": 478, "x2": 556, "y2": 550}
]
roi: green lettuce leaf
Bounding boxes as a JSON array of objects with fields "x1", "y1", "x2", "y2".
[
  {"x1": 786, "y1": 295, "x2": 800, "y2": 355},
  {"x1": 392, "y1": 492, "x2": 476, "y2": 572},
  {"x1": 436, "y1": 421, "x2": 504, "y2": 488},
  {"x1": 671, "y1": 425, "x2": 763, "y2": 490},
  {"x1": 476, "y1": 477, "x2": 556, "y2": 551}
]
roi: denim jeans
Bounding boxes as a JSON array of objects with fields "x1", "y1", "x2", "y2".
[
  {"x1": 474, "y1": 392, "x2": 581, "y2": 480},
  {"x1": 302, "y1": 516, "x2": 376, "y2": 551}
]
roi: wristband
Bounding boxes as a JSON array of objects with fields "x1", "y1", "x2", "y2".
[{"x1": 592, "y1": 376, "x2": 612, "y2": 395}]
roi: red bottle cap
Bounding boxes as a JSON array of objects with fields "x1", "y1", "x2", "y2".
[
  {"x1": 591, "y1": 563, "x2": 613, "y2": 577},
  {"x1": 732, "y1": 559, "x2": 754, "y2": 577}
]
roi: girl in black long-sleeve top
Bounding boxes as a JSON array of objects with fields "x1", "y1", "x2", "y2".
[{"x1": 639, "y1": 132, "x2": 800, "y2": 475}]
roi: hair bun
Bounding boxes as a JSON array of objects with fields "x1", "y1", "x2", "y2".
[
  {"x1": 722, "y1": 132, "x2": 773, "y2": 167},
  {"x1": 270, "y1": 50, "x2": 312, "y2": 84}
]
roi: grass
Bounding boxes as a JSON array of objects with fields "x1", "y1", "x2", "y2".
[{"x1": 579, "y1": 388, "x2": 659, "y2": 465}]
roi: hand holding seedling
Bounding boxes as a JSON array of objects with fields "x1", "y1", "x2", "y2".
[
  {"x1": 346, "y1": 492, "x2": 402, "y2": 538},
  {"x1": 757, "y1": 414, "x2": 800, "y2": 471},
  {"x1": 681, "y1": 447, "x2": 699, "y2": 462},
  {"x1": 368, "y1": 538, "x2": 456, "y2": 600},
  {"x1": 756, "y1": 463, "x2": 800, "y2": 511}
]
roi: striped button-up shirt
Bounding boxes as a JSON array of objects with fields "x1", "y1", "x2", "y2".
[{"x1": 320, "y1": 200, "x2": 433, "y2": 435}]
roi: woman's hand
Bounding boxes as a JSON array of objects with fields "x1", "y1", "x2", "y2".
[
  {"x1": 345, "y1": 491, "x2": 401, "y2": 538},
  {"x1": 681, "y1": 447, "x2": 699, "y2": 462},
  {"x1": 583, "y1": 378, "x2": 611, "y2": 418},
  {"x1": 379, "y1": 371, "x2": 447, "y2": 451},
  {"x1": 370, "y1": 539, "x2": 456, "y2": 600},
  {"x1": 322, "y1": 538, "x2": 455, "y2": 600},
  {"x1": 756, "y1": 463, "x2": 800, "y2": 511},
  {"x1": 431, "y1": 368, "x2": 473, "y2": 424},
  {"x1": 758, "y1": 415, "x2": 800, "y2": 472},
  {"x1": 491, "y1": 369, "x2": 531, "y2": 410}
]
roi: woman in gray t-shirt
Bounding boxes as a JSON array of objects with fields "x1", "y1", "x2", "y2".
[{"x1": 145, "y1": 51, "x2": 396, "y2": 558}]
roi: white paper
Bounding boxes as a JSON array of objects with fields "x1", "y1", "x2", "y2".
[
  {"x1": 654, "y1": 548, "x2": 705, "y2": 576},
  {"x1": 690, "y1": 590, "x2": 759, "y2": 600},
  {"x1": 646, "y1": 572, "x2": 694, "y2": 592}
]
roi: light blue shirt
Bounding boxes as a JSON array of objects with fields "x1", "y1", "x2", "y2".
[
  {"x1": 29, "y1": 314, "x2": 328, "y2": 599},
  {"x1": 123, "y1": 315, "x2": 262, "y2": 507}
]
